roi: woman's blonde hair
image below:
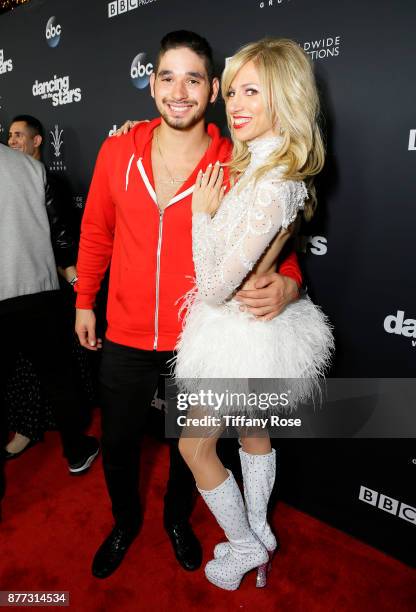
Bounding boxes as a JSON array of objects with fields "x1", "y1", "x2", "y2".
[{"x1": 221, "y1": 38, "x2": 325, "y2": 220}]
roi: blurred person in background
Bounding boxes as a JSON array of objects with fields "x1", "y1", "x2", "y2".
[{"x1": 1, "y1": 128, "x2": 98, "y2": 472}]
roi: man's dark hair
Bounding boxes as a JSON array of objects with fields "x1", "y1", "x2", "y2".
[
  {"x1": 155, "y1": 30, "x2": 215, "y2": 82},
  {"x1": 11, "y1": 114, "x2": 44, "y2": 140}
]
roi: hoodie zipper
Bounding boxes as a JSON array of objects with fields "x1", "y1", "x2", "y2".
[
  {"x1": 153, "y1": 207, "x2": 164, "y2": 350},
  {"x1": 136, "y1": 157, "x2": 196, "y2": 351}
]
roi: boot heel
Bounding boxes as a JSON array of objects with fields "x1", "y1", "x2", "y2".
[
  {"x1": 256, "y1": 549, "x2": 274, "y2": 588},
  {"x1": 256, "y1": 561, "x2": 269, "y2": 588}
]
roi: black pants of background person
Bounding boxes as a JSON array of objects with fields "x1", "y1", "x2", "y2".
[
  {"x1": 0, "y1": 295, "x2": 92, "y2": 464},
  {"x1": 99, "y1": 339, "x2": 195, "y2": 531},
  {"x1": 5, "y1": 339, "x2": 95, "y2": 443},
  {"x1": 0, "y1": 407, "x2": 5, "y2": 518}
]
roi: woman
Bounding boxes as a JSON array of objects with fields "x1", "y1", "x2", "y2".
[{"x1": 174, "y1": 38, "x2": 334, "y2": 591}]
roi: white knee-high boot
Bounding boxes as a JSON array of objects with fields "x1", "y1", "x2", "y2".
[
  {"x1": 198, "y1": 469, "x2": 268, "y2": 591},
  {"x1": 240, "y1": 448, "x2": 278, "y2": 551},
  {"x1": 214, "y1": 449, "x2": 278, "y2": 570}
]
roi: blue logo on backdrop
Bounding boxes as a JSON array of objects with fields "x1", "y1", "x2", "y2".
[
  {"x1": 130, "y1": 53, "x2": 153, "y2": 89},
  {"x1": 46, "y1": 16, "x2": 62, "y2": 48}
]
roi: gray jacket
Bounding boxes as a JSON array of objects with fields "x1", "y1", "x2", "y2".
[{"x1": 0, "y1": 143, "x2": 60, "y2": 303}]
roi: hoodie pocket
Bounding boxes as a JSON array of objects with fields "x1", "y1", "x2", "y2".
[{"x1": 109, "y1": 263, "x2": 156, "y2": 333}]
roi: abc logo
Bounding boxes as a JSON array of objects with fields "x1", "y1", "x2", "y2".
[
  {"x1": 46, "y1": 16, "x2": 61, "y2": 48},
  {"x1": 131, "y1": 52, "x2": 153, "y2": 89}
]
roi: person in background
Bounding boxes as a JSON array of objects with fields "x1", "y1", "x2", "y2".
[
  {"x1": 0, "y1": 142, "x2": 99, "y2": 474},
  {"x1": 8, "y1": 114, "x2": 78, "y2": 282},
  {"x1": 0, "y1": 143, "x2": 99, "y2": 476},
  {"x1": 4, "y1": 115, "x2": 95, "y2": 459}
]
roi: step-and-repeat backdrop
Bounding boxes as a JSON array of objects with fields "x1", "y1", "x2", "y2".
[{"x1": 0, "y1": 0, "x2": 414, "y2": 565}]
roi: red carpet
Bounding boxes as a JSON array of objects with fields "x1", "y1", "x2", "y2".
[{"x1": 1, "y1": 413, "x2": 415, "y2": 612}]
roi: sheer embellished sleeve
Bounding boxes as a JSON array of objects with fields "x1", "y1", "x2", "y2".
[{"x1": 192, "y1": 178, "x2": 308, "y2": 305}]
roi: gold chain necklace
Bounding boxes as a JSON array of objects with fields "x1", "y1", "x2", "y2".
[{"x1": 156, "y1": 130, "x2": 187, "y2": 185}]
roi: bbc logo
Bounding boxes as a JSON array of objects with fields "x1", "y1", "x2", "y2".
[
  {"x1": 359, "y1": 485, "x2": 415, "y2": 525},
  {"x1": 108, "y1": 1, "x2": 138, "y2": 18},
  {"x1": 108, "y1": 0, "x2": 156, "y2": 18}
]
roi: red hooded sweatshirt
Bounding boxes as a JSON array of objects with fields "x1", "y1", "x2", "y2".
[{"x1": 76, "y1": 118, "x2": 302, "y2": 351}]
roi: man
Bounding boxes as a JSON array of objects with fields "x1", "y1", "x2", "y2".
[
  {"x1": 75, "y1": 31, "x2": 302, "y2": 579},
  {"x1": 0, "y1": 142, "x2": 99, "y2": 480},
  {"x1": 8, "y1": 114, "x2": 79, "y2": 282},
  {"x1": 4, "y1": 114, "x2": 93, "y2": 459},
  {"x1": 8, "y1": 114, "x2": 43, "y2": 160}
]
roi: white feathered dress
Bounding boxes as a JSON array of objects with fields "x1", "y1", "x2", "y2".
[{"x1": 174, "y1": 137, "x2": 334, "y2": 412}]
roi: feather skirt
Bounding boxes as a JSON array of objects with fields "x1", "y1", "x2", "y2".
[{"x1": 173, "y1": 295, "x2": 334, "y2": 413}]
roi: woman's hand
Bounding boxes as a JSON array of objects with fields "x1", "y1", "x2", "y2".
[
  {"x1": 112, "y1": 119, "x2": 148, "y2": 137},
  {"x1": 192, "y1": 161, "x2": 226, "y2": 216}
]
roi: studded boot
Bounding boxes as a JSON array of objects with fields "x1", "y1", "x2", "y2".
[
  {"x1": 214, "y1": 449, "x2": 278, "y2": 587},
  {"x1": 198, "y1": 469, "x2": 268, "y2": 591}
]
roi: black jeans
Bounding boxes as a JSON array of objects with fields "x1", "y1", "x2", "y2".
[
  {"x1": 0, "y1": 300, "x2": 90, "y2": 463},
  {"x1": 99, "y1": 339, "x2": 195, "y2": 529}
]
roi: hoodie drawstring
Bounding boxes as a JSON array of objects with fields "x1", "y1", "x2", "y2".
[{"x1": 125, "y1": 153, "x2": 135, "y2": 191}]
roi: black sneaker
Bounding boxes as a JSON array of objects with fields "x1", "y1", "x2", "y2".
[{"x1": 68, "y1": 436, "x2": 100, "y2": 475}]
